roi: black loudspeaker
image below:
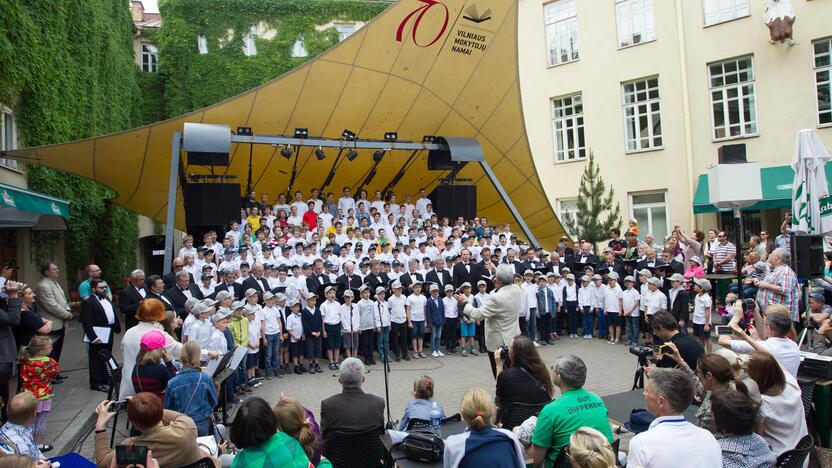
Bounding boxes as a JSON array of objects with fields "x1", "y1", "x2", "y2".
[
  {"x1": 429, "y1": 185, "x2": 476, "y2": 220},
  {"x1": 184, "y1": 183, "x2": 241, "y2": 227},
  {"x1": 791, "y1": 234, "x2": 824, "y2": 278},
  {"x1": 717, "y1": 144, "x2": 747, "y2": 164},
  {"x1": 428, "y1": 149, "x2": 455, "y2": 170}
]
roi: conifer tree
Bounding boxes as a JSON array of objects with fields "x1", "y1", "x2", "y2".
[{"x1": 562, "y1": 152, "x2": 622, "y2": 253}]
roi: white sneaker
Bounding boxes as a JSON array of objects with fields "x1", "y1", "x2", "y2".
[
  {"x1": 584, "y1": 335, "x2": 592, "y2": 339},
  {"x1": 533, "y1": 341, "x2": 540, "y2": 347},
  {"x1": 432, "y1": 351, "x2": 439, "y2": 358},
  {"x1": 437, "y1": 350, "x2": 445, "y2": 357}
]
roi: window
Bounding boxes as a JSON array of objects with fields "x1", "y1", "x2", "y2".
[
  {"x1": 0, "y1": 109, "x2": 19, "y2": 170},
  {"x1": 622, "y1": 77, "x2": 662, "y2": 151},
  {"x1": 815, "y1": 37, "x2": 832, "y2": 126},
  {"x1": 335, "y1": 23, "x2": 356, "y2": 42},
  {"x1": 243, "y1": 25, "x2": 258, "y2": 56},
  {"x1": 544, "y1": 0, "x2": 579, "y2": 66},
  {"x1": 702, "y1": 0, "x2": 749, "y2": 26},
  {"x1": 615, "y1": 0, "x2": 656, "y2": 48},
  {"x1": 291, "y1": 35, "x2": 308, "y2": 58},
  {"x1": 709, "y1": 56, "x2": 757, "y2": 140},
  {"x1": 140, "y1": 43, "x2": 158, "y2": 73},
  {"x1": 197, "y1": 34, "x2": 208, "y2": 55},
  {"x1": 551, "y1": 93, "x2": 586, "y2": 162},
  {"x1": 630, "y1": 191, "x2": 668, "y2": 242},
  {"x1": 557, "y1": 198, "x2": 579, "y2": 236}
]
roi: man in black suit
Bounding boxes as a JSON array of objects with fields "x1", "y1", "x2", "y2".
[
  {"x1": 306, "y1": 260, "x2": 329, "y2": 298},
  {"x1": 660, "y1": 249, "x2": 685, "y2": 275},
  {"x1": 575, "y1": 242, "x2": 599, "y2": 266},
  {"x1": 425, "y1": 256, "x2": 452, "y2": 290},
  {"x1": 363, "y1": 260, "x2": 390, "y2": 292},
  {"x1": 598, "y1": 249, "x2": 625, "y2": 279},
  {"x1": 80, "y1": 279, "x2": 121, "y2": 392},
  {"x1": 162, "y1": 257, "x2": 194, "y2": 291},
  {"x1": 398, "y1": 259, "x2": 424, "y2": 295},
  {"x1": 118, "y1": 269, "x2": 146, "y2": 330},
  {"x1": 144, "y1": 275, "x2": 174, "y2": 311},
  {"x1": 501, "y1": 248, "x2": 525, "y2": 275},
  {"x1": 163, "y1": 270, "x2": 204, "y2": 319},
  {"x1": 214, "y1": 268, "x2": 241, "y2": 300},
  {"x1": 320, "y1": 358, "x2": 385, "y2": 451},
  {"x1": 452, "y1": 248, "x2": 480, "y2": 289},
  {"x1": 336, "y1": 261, "x2": 363, "y2": 291},
  {"x1": 242, "y1": 262, "x2": 271, "y2": 304}
]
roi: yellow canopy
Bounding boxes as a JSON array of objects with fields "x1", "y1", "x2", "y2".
[{"x1": 8, "y1": 0, "x2": 565, "y2": 247}]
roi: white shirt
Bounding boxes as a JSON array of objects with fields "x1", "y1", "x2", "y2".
[
  {"x1": 730, "y1": 337, "x2": 801, "y2": 378},
  {"x1": 338, "y1": 196, "x2": 356, "y2": 215},
  {"x1": 246, "y1": 316, "x2": 261, "y2": 354},
  {"x1": 443, "y1": 296, "x2": 458, "y2": 319},
  {"x1": 577, "y1": 283, "x2": 592, "y2": 307},
  {"x1": 375, "y1": 300, "x2": 391, "y2": 327},
  {"x1": 692, "y1": 293, "x2": 712, "y2": 325},
  {"x1": 592, "y1": 283, "x2": 607, "y2": 308},
  {"x1": 756, "y1": 372, "x2": 809, "y2": 456},
  {"x1": 644, "y1": 289, "x2": 667, "y2": 316},
  {"x1": 415, "y1": 197, "x2": 431, "y2": 215},
  {"x1": 622, "y1": 288, "x2": 640, "y2": 316},
  {"x1": 340, "y1": 303, "x2": 360, "y2": 333},
  {"x1": 261, "y1": 305, "x2": 283, "y2": 335},
  {"x1": 286, "y1": 313, "x2": 304, "y2": 342},
  {"x1": 96, "y1": 296, "x2": 116, "y2": 325},
  {"x1": 207, "y1": 328, "x2": 229, "y2": 355},
  {"x1": 406, "y1": 294, "x2": 427, "y2": 321},
  {"x1": 628, "y1": 415, "x2": 722, "y2": 468},
  {"x1": 522, "y1": 282, "x2": 537, "y2": 313},
  {"x1": 321, "y1": 300, "x2": 341, "y2": 325},
  {"x1": 603, "y1": 284, "x2": 622, "y2": 313},
  {"x1": 388, "y1": 294, "x2": 407, "y2": 323}
]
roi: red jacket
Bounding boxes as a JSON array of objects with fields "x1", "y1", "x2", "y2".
[
  {"x1": 302, "y1": 211, "x2": 318, "y2": 231},
  {"x1": 21, "y1": 356, "x2": 60, "y2": 400}
]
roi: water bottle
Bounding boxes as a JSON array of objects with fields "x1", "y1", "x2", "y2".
[{"x1": 430, "y1": 401, "x2": 442, "y2": 437}]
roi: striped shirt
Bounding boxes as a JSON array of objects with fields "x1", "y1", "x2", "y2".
[
  {"x1": 711, "y1": 241, "x2": 736, "y2": 273},
  {"x1": 756, "y1": 265, "x2": 800, "y2": 321}
]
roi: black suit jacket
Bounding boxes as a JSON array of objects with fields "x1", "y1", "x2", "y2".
[
  {"x1": 306, "y1": 274, "x2": 329, "y2": 297},
  {"x1": 501, "y1": 260, "x2": 525, "y2": 275},
  {"x1": 320, "y1": 388, "x2": 385, "y2": 450},
  {"x1": 214, "y1": 281, "x2": 242, "y2": 301},
  {"x1": 452, "y1": 262, "x2": 480, "y2": 289},
  {"x1": 163, "y1": 285, "x2": 204, "y2": 318},
  {"x1": 575, "y1": 253, "x2": 599, "y2": 267},
  {"x1": 336, "y1": 273, "x2": 363, "y2": 291},
  {"x1": 163, "y1": 271, "x2": 195, "y2": 291},
  {"x1": 79, "y1": 296, "x2": 121, "y2": 342},
  {"x1": 242, "y1": 275, "x2": 271, "y2": 304},
  {"x1": 363, "y1": 272, "x2": 390, "y2": 291},
  {"x1": 670, "y1": 288, "x2": 691, "y2": 323},
  {"x1": 398, "y1": 272, "x2": 423, "y2": 293},
  {"x1": 118, "y1": 285, "x2": 145, "y2": 330},
  {"x1": 144, "y1": 291, "x2": 175, "y2": 311},
  {"x1": 425, "y1": 269, "x2": 452, "y2": 289}
]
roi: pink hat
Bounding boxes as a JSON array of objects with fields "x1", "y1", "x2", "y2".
[{"x1": 139, "y1": 330, "x2": 167, "y2": 351}]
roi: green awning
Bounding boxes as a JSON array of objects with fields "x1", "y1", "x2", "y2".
[
  {"x1": 0, "y1": 183, "x2": 70, "y2": 230},
  {"x1": 693, "y1": 164, "x2": 832, "y2": 214}
]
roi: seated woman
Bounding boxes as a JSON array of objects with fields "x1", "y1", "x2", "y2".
[
  {"x1": 443, "y1": 387, "x2": 525, "y2": 468},
  {"x1": 398, "y1": 375, "x2": 445, "y2": 430},
  {"x1": 164, "y1": 341, "x2": 218, "y2": 437},
  {"x1": 710, "y1": 388, "x2": 775, "y2": 468},
  {"x1": 275, "y1": 395, "x2": 331, "y2": 467},
  {"x1": 230, "y1": 397, "x2": 310, "y2": 468},
  {"x1": 566, "y1": 427, "x2": 616, "y2": 468},
  {"x1": 131, "y1": 330, "x2": 177, "y2": 399},
  {"x1": 747, "y1": 351, "x2": 809, "y2": 457},
  {"x1": 495, "y1": 335, "x2": 552, "y2": 428},
  {"x1": 93, "y1": 392, "x2": 217, "y2": 467}
]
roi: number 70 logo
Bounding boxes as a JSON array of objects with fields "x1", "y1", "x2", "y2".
[{"x1": 396, "y1": 0, "x2": 450, "y2": 48}]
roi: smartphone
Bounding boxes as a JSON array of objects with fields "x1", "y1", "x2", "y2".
[
  {"x1": 715, "y1": 325, "x2": 733, "y2": 335},
  {"x1": 108, "y1": 400, "x2": 129, "y2": 413},
  {"x1": 116, "y1": 444, "x2": 147, "y2": 468},
  {"x1": 656, "y1": 344, "x2": 669, "y2": 355}
]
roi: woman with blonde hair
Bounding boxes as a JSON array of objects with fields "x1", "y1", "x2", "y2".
[
  {"x1": 164, "y1": 341, "x2": 218, "y2": 437},
  {"x1": 443, "y1": 387, "x2": 525, "y2": 468},
  {"x1": 274, "y1": 395, "x2": 331, "y2": 467},
  {"x1": 566, "y1": 427, "x2": 616, "y2": 468}
]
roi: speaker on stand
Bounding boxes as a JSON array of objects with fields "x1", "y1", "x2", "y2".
[{"x1": 790, "y1": 234, "x2": 824, "y2": 349}]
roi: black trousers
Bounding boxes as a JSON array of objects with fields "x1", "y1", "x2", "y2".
[
  {"x1": 49, "y1": 328, "x2": 65, "y2": 363},
  {"x1": 359, "y1": 330, "x2": 375, "y2": 362},
  {"x1": 390, "y1": 322, "x2": 408, "y2": 356},
  {"x1": 88, "y1": 342, "x2": 113, "y2": 387},
  {"x1": 538, "y1": 314, "x2": 551, "y2": 343},
  {"x1": 488, "y1": 351, "x2": 497, "y2": 379},
  {"x1": 518, "y1": 316, "x2": 529, "y2": 336},
  {"x1": 475, "y1": 321, "x2": 486, "y2": 351},
  {"x1": 442, "y1": 317, "x2": 459, "y2": 351}
]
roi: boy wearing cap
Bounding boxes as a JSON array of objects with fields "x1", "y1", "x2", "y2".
[
  {"x1": 340, "y1": 290, "x2": 360, "y2": 359},
  {"x1": 208, "y1": 308, "x2": 232, "y2": 357},
  {"x1": 388, "y1": 282, "x2": 409, "y2": 361},
  {"x1": 320, "y1": 286, "x2": 343, "y2": 370},
  {"x1": 622, "y1": 276, "x2": 641, "y2": 346},
  {"x1": 374, "y1": 287, "x2": 391, "y2": 363},
  {"x1": 357, "y1": 285, "x2": 378, "y2": 365},
  {"x1": 577, "y1": 275, "x2": 593, "y2": 339},
  {"x1": 406, "y1": 282, "x2": 427, "y2": 358},
  {"x1": 458, "y1": 283, "x2": 478, "y2": 355},
  {"x1": 442, "y1": 284, "x2": 460, "y2": 354},
  {"x1": 472, "y1": 280, "x2": 492, "y2": 353},
  {"x1": 592, "y1": 275, "x2": 609, "y2": 341},
  {"x1": 536, "y1": 276, "x2": 555, "y2": 345},
  {"x1": 198, "y1": 273, "x2": 215, "y2": 299},
  {"x1": 520, "y1": 270, "x2": 537, "y2": 342},
  {"x1": 426, "y1": 283, "x2": 445, "y2": 359},
  {"x1": 286, "y1": 300, "x2": 307, "y2": 374},
  {"x1": 603, "y1": 273, "x2": 624, "y2": 344},
  {"x1": 244, "y1": 307, "x2": 262, "y2": 387},
  {"x1": 668, "y1": 274, "x2": 690, "y2": 337},
  {"x1": 692, "y1": 278, "x2": 713, "y2": 352},
  {"x1": 302, "y1": 295, "x2": 323, "y2": 373},
  {"x1": 186, "y1": 301, "x2": 214, "y2": 349},
  {"x1": 547, "y1": 272, "x2": 566, "y2": 338},
  {"x1": 644, "y1": 278, "x2": 668, "y2": 344},
  {"x1": 261, "y1": 292, "x2": 283, "y2": 378}
]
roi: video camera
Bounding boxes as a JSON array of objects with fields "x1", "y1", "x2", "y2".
[{"x1": 629, "y1": 344, "x2": 658, "y2": 390}]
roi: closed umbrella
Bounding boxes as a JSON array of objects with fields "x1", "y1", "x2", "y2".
[{"x1": 791, "y1": 129, "x2": 832, "y2": 235}]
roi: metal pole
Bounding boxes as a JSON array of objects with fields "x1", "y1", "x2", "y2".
[
  {"x1": 163, "y1": 132, "x2": 182, "y2": 275},
  {"x1": 734, "y1": 207, "x2": 743, "y2": 282},
  {"x1": 479, "y1": 161, "x2": 540, "y2": 248}
]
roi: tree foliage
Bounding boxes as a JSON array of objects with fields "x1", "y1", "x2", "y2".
[{"x1": 562, "y1": 152, "x2": 622, "y2": 253}]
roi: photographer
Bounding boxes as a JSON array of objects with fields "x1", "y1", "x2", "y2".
[
  {"x1": 650, "y1": 311, "x2": 704, "y2": 370},
  {"x1": 494, "y1": 335, "x2": 553, "y2": 428},
  {"x1": 717, "y1": 303, "x2": 800, "y2": 378}
]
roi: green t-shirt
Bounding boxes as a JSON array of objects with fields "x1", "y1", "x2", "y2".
[
  {"x1": 531, "y1": 388, "x2": 613, "y2": 468},
  {"x1": 231, "y1": 432, "x2": 310, "y2": 468}
]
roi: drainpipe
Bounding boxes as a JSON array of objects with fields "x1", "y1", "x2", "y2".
[{"x1": 675, "y1": 0, "x2": 697, "y2": 231}]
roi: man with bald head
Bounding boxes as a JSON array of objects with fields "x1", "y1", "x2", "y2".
[
  {"x1": 242, "y1": 262, "x2": 271, "y2": 304},
  {"x1": 336, "y1": 261, "x2": 363, "y2": 290},
  {"x1": 426, "y1": 256, "x2": 452, "y2": 289},
  {"x1": 79, "y1": 264, "x2": 110, "y2": 301}
]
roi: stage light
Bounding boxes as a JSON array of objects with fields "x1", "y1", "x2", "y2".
[
  {"x1": 342, "y1": 129, "x2": 356, "y2": 141},
  {"x1": 384, "y1": 132, "x2": 398, "y2": 141},
  {"x1": 294, "y1": 128, "x2": 308, "y2": 139},
  {"x1": 315, "y1": 147, "x2": 326, "y2": 160},
  {"x1": 236, "y1": 127, "x2": 253, "y2": 136},
  {"x1": 373, "y1": 150, "x2": 384, "y2": 162},
  {"x1": 422, "y1": 135, "x2": 437, "y2": 143},
  {"x1": 280, "y1": 146, "x2": 293, "y2": 159},
  {"x1": 347, "y1": 149, "x2": 359, "y2": 161}
]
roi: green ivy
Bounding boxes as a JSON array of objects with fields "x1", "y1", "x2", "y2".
[
  {"x1": 0, "y1": 0, "x2": 141, "y2": 287},
  {"x1": 153, "y1": 0, "x2": 390, "y2": 118}
]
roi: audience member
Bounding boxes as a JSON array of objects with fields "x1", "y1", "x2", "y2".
[
  {"x1": 566, "y1": 427, "x2": 616, "y2": 468},
  {"x1": 12, "y1": 287, "x2": 51, "y2": 366},
  {"x1": 0, "y1": 282, "x2": 22, "y2": 412},
  {"x1": 34, "y1": 262, "x2": 72, "y2": 366},
  {"x1": 131, "y1": 330, "x2": 177, "y2": 399},
  {"x1": 319, "y1": 358, "x2": 384, "y2": 450},
  {"x1": 229, "y1": 397, "x2": 310, "y2": 468},
  {"x1": 164, "y1": 341, "x2": 218, "y2": 437},
  {"x1": 399, "y1": 374, "x2": 445, "y2": 430},
  {"x1": 627, "y1": 368, "x2": 721, "y2": 467},
  {"x1": 120, "y1": 299, "x2": 184, "y2": 398},
  {"x1": 275, "y1": 395, "x2": 329, "y2": 467},
  {"x1": 495, "y1": 335, "x2": 552, "y2": 428},
  {"x1": 754, "y1": 248, "x2": 799, "y2": 328},
  {"x1": 651, "y1": 311, "x2": 704, "y2": 370},
  {"x1": 0, "y1": 392, "x2": 44, "y2": 460},
  {"x1": 719, "y1": 304, "x2": 800, "y2": 378},
  {"x1": 710, "y1": 389, "x2": 775, "y2": 468},
  {"x1": 18, "y1": 336, "x2": 58, "y2": 452},
  {"x1": 443, "y1": 387, "x2": 525, "y2": 468}
]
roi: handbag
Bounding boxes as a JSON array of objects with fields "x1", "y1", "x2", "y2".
[{"x1": 397, "y1": 430, "x2": 444, "y2": 463}]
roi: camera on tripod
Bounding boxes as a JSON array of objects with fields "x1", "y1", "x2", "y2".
[{"x1": 629, "y1": 345, "x2": 656, "y2": 366}]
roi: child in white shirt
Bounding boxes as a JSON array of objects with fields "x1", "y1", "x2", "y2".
[
  {"x1": 405, "y1": 283, "x2": 427, "y2": 358},
  {"x1": 692, "y1": 278, "x2": 713, "y2": 353},
  {"x1": 603, "y1": 273, "x2": 624, "y2": 344},
  {"x1": 592, "y1": 276, "x2": 608, "y2": 340},
  {"x1": 260, "y1": 293, "x2": 283, "y2": 378},
  {"x1": 388, "y1": 283, "x2": 409, "y2": 361},
  {"x1": 244, "y1": 307, "x2": 262, "y2": 387},
  {"x1": 577, "y1": 276, "x2": 594, "y2": 339},
  {"x1": 621, "y1": 277, "x2": 641, "y2": 346},
  {"x1": 375, "y1": 287, "x2": 391, "y2": 363},
  {"x1": 340, "y1": 290, "x2": 360, "y2": 358},
  {"x1": 286, "y1": 300, "x2": 306, "y2": 374}
]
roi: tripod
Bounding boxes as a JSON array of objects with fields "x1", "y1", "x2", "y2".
[{"x1": 631, "y1": 356, "x2": 650, "y2": 390}]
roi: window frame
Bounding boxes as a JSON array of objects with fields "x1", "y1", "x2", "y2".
[
  {"x1": 556, "y1": 198, "x2": 580, "y2": 237},
  {"x1": 708, "y1": 55, "x2": 759, "y2": 142},
  {"x1": 814, "y1": 36, "x2": 832, "y2": 128},
  {"x1": 621, "y1": 75, "x2": 663, "y2": 153},
  {"x1": 243, "y1": 24, "x2": 258, "y2": 57},
  {"x1": 701, "y1": 0, "x2": 751, "y2": 27},
  {"x1": 550, "y1": 92, "x2": 587, "y2": 164},
  {"x1": 628, "y1": 190, "x2": 669, "y2": 241},
  {"x1": 140, "y1": 43, "x2": 158, "y2": 73},
  {"x1": 334, "y1": 23, "x2": 356, "y2": 42},
  {"x1": 543, "y1": 0, "x2": 579, "y2": 68},
  {"x1": 614, "y1": 0, "x2": 657, "y2": 49},
  {"x1": 0, "y1": 106, "x2": 20, "y2": 171}
]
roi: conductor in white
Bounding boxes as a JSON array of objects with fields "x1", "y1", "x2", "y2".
[{"x1": 454, "y1": 264, "x2": 521, "y2": 378}]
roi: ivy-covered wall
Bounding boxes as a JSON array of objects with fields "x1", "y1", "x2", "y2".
[
  {"x1": 0, "y1": 0, "x2": 141, "y2": 287},
  {"x1": 153, "y1": 0, "x2": 390, "y2": 119}
]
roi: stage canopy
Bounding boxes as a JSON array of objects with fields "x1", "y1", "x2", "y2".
[{"x1": 6, "y1": 0, "x2": 566, "y2": 247}]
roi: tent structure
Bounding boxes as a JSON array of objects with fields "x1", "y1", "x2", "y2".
[{"x1": 5, "y1": 0, "x2": 566, "y2": 247}]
